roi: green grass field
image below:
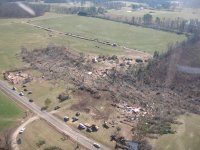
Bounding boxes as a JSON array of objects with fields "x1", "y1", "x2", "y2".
[
  {"x1": 0, "y1": 91, "x2": 23, "y2": 131},
  {"x1": 32, "y1": 13, "x2": 186, "y2": 53},
  {"x1": 17, "y1": 77, "x2": 67, "y2": 109},
  {"x1": 150, "y1": 114, "x2": 200, "y2": 150},
  {"x1": 0, "y1": 15, "x2": 123, "y2": 72},
  {"x1": 0, "y1": 12, "x2": 186, "y2": 72}
]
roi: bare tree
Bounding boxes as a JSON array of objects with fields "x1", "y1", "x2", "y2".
[{"x1": 0, "y1": 129, "x2": 12, "y2": 150}]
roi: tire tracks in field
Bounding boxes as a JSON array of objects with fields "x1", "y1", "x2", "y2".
[{"x1": 22, "y1": 21, "x2": 152, "y2": 58}]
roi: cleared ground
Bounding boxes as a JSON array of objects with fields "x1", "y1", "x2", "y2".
[
  {"x1": 18, "y1": 119, "x2": 79, "y2": 150},
  {"x1": 0, "y1": 91, "x2": 23, "y2": 131},
  {"x1": 150, "y1": 114, "x2": 200, "y2": 150},
  {"x1": 32, "y1": 13, "x2": 186, "y2": 53}
]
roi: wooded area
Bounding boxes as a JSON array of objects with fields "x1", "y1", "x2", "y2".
[{"x1": 0, "y1": 2, "x2": 46, "y2": 17}]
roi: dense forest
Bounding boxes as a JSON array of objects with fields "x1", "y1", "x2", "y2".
[{"x1": 97, "y1": 13, "x2": 200, "y2": 35}]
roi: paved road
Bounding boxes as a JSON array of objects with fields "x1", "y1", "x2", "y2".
[{"x1": 0, "y1": 80, "x2": 110, "y2": 150}]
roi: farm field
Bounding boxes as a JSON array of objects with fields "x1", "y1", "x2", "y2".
[
  {"x1": 150, "y1": 114, "x2": 200, "y2": 150},
  {"x1": 0, "y1": 15, "x2": 123, "y2": 72},
  {"x1": 0, "y1": 91, "x2": 23, "y2": 131},
  {"x1": 107, "y1": 7, "x2": 200, "y2": 20},
  {"x1": 32, "y1": 13, "x2": 186, "y2": 53},
  {"x1": 18, "y1": 119, "x2": 79, "y2": 150},
  {"x1": 0, "y1": 9, "x2": 198, "y2": 150}
]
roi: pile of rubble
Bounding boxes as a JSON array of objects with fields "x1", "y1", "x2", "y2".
[
  {"x1": 111, "y1": 102, "x2": 150, "y2": 123},
  {"x1": 4, "y1": 71, "x2": 32, "y2": 84}
]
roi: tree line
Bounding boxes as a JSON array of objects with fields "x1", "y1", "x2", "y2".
[
  {"x1": 0, "y1": 2, "x2": 47, "y2": 18},
  {"x1": 0, "y1": 1, "x2": 105, "y2": 18},
  {"x1": 29, "y1": 3, "x2": 105, "y2": 16},
  {"x1": 131, "y1": 14, "x2": 200, "y2": 34},
  {"x1": 44, "y1": 0, "x2": 126, "y2": 10},
  {"x1": 98, "y1": 1, "x2": 126, "y2": 10},
  {"x1": 96, "y1": 13, "x2": 200, "y2": 35},
  {"x1": 132, "y1": 0, "x2": 172, "y2": 9},
  {"x1": 44, "y1": 0, "x2": 66, "y2": 3}
]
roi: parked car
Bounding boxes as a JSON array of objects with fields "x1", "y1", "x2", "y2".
[
  {"x1": 93, "y1": 143, "x2": 101, "y2": 149},
  {"x1": 29, "y1": 99, "x2": 33, "y2": 103},
  {"x1": 78, "y1": 123, "x2": 86, "y2": 130},
  {"x1": 54, "y1": 106, "x2": 60, "y2": 110},
  {"x1": 28, "y1": 91, "x2": 32, "y2": 94},
  {"x1": 41, "y1": 106, "x2": 47, "y2": 111},
  {"x1": 19, "y1": 127, "x2": 25, "y2": 134},
  {"x1": 76, "y1": 112, "x2": 80, "y2": 116},
  {"x1": 19, "y1": 92, "x2": 24, "y2": 96},
  {"x1": 64, "y1": 116, "x2": 69, "y2": 122},
  {"x1": 72, "y1": 117, "x2": 78, "y2": 122}
]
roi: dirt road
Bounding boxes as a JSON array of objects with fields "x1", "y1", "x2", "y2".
[{"x1": 11, "y1": 116, "x2": 38, "y2": 150}]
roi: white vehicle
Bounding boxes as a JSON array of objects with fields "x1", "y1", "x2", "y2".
[
  {"x1": 93, "y1": 143, "x2": 101, "y2": 149},
  {"x1": 19, "y1": 92, "x2": 24, "y2": 96},
  {"x1": 19, "y1": 127, "x2": 25, "y2": 134},
  {"x1": 78, "y1": 123, "x2": 86, "y2": 129},
  {"x1": 12, "y1": 87, "x2": 16, "y2": 91}
]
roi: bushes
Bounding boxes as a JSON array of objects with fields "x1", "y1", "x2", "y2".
[
  {"x1": 58, "y1": 92, "x2": 70, "y2": 102},
  {"x1": 137, "y1": 117, "x2": 175, "y2": 135},
  {"x1": 36, "y1": 140, "x2": 45, "y2": 148}
]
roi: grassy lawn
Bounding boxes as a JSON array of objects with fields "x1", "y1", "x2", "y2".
[
  {"x1": 17, "y1": 77, "x2": 68, "y2": 109},
  {"x1": 150, "y1": 114, "x2": 200, "y2": 150},
  {"x1": 32, "y1": 13, "x2": 186, "y2": 53},
  {"x1": 18, "y1": 119, "x2": 78, "y2": 150},
  {"x1": 0, "y1": 91, "x2": 23, "y2": 131},
  {"x1": 0, "y1": 21, "x2": 50, "y2": 72},
  {"x1": 54, "y1": 99, "x2": 120, "y2": 149}
]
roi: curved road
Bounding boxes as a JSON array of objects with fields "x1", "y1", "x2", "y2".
[
  {"x1": 0, "y1": 80, "x2": 110, "y2": 150},
  {"x1": 11, "y1": 116, "x2": 38, "y2": 150}
]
